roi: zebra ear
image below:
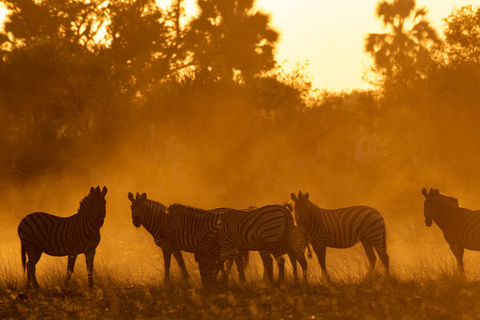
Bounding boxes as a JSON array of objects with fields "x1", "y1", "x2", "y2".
[
  {"x1": 141, "y1": 193, "x2": 147, "y2": 201},
  {"x1": 305, "y1": 192, "x2": 309, "y2": 200},
  {"x1": 128, "y1": 192, "x2": 135, "y2": 202},
  {"x1": 291, "y1": 193, "x2": 298, "y2": 202},
  {"x1": 422, "y1": 188, "x2": 428, "y2": 198},
  {"x1": 101, "y1": 186, "x2": 107, "y2": 196},
  {"x1": 90, "y1": 186, "x2": 95, "y2": 194}
]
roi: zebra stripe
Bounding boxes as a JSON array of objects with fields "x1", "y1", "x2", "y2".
[
  {"x1": 291, "y1": 191, "x2": 389, "y2": 279},
  {"x1": 422, "y1": 188, "x2": 480, "y2": 274},
  {"x1": 288, "y1": 225, "x2": 312, "y2": 282},
  {"x1": 18, "y1": 186, "x2": 107, "y2": 288},
  {"x1": 215, "y1": 204, "x2": 295, "y2": 284},
  {"x1": 128, "y1": 193, "x2": 247, "y2": 285}
]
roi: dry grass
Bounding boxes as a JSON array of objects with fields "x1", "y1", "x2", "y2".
[{"x1": 2, "y1": 239, "x2": 480, "y2": 320}]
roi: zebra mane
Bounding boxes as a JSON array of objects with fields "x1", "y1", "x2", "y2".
[
  {"x1": 78, "y1": 193, "x2": 94, "y2": 214},
  {"x1": 146, "y1": 198, "x2": 167, "y2": 213},
  {"x1": 437, "y1": 193, "x2": 460, "y2": 208},
  {"x1": 167, "y1": 203, "x2": 214, "y2": 217}
]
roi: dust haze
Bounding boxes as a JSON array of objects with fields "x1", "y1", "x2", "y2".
[{"x1": 1, "y1": 0, "x2": 480, "y2": 286}]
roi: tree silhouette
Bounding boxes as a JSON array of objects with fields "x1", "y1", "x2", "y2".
[
  {"x1": 186, "y1": 0, "x2": 278, "y2": 82},
  {"x1": 365, "y1": 0, "x2": 440, "y2": 86},
  {"x1": 1, "y1": 0, "x2": 108, "y2": 52},
  {"x1": 443, "y1": 5, "x2": 480, "y2": 65}
]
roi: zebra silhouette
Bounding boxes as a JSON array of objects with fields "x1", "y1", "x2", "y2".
[
  {"x1": 422, "y1": 188, "x2": 480, "y2": 274},
  {"x1": 291, "y1": 191, "x2": 389, "y2": 279},
  {"x1": 128, "y1": 193, "x2": 247, "y2": 285},
  {"x1": 18, "y1": 186, "x2": 107, "y2": 288},
  {"x1": 212, "y1": 204, "x2": 296, "y2": 284}
]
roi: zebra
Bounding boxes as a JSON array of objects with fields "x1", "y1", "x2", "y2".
[
  {"x1": 289, "y1": 225, "x2": 313, "y2": 283},
  {"x1": 422, "y1": 188, "x2": 480, "y2": 274},
  {"x1": 212, "y1": 204, "x2": 296, "y2": 284},
  {"x1": 163, "y1": 203, "x2": 229, "y2": 286},
  {"x1": 18, "y1": 186, "x2": 108, "y2": 289},
  {"x1": 290, "y1": 191, "x2": 389, "y2": 279},
  {"x1": 127, "y1": 193, "x2": 248, "y2": 284}
]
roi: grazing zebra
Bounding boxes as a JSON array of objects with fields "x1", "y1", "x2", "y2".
[
  {"x1": 163, "y1": 203, "x2": 228, "y2": 286},
  {"x1": 422, "y1": 188, "x2": 480, "y2": 274},
  {"x1": 289, "y1": 225, "x2": 313, "y2": 283},
  {"x1": 290, "y1": 191, "x2": 389, "y2": 279},
  {"x1": 128, "y1": 193, "x2": 247, "y2": 284},
  {"x1": 212, "y1": 204, "x2": 296, "y2": 284},
  {"x1": 18, "y1": 186, "x2": 108, "y2": 288}
]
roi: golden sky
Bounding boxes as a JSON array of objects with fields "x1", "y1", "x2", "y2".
[
  {"x1": 257, "y1": 0, "x2": 474, "y2": 91},
  {"x1": 0, "y1": 0, "x2": 475, "y2": 91}
]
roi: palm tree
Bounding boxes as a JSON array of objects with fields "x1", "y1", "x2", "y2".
[
  {"x1": 365, "y1": 0, "x2": 440, "y2": 84},
  {"x1": 186, "y1": 0, "x2": 278, "y2": 82}
]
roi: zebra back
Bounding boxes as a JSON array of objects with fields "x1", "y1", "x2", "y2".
[
  {"x1": 166, "y1": 204, "x2": 221, "y2": 245},
  {"x1": 219, "y1": 204, "x2": 294, "y2": 253},
  {"x1": 291, "y1": 191, "x2": 385, "y2": 248}
]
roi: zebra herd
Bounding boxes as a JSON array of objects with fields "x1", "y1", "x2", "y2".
[{"x1": 16, "y1": 186, "x2": 479, "y2": 288}]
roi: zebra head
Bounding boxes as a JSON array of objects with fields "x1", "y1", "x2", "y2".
[
  {"x1": 290, "y1": 191, "x2": 311, "y2": 226},
  {"x1": 422, "y1": 188, "x2": 460, "y2": 227},
  {"x1": 422, "y1": 188, "x2": 435, "y2": 227},
  {"x1": 128, "y1": 192, "x2": 147, "y2": 228},
  {"x1": 86, "y1": 186, "x2": 108, "y2": 227}
]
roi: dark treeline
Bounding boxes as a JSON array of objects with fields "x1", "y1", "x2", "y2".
[{"x1": 0, "y1": 0, "x2": 479, "y2": 213}]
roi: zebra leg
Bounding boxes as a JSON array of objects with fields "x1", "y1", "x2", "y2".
[
  {"x1": 64, "y1": 255, "x2": 77, "y2": 287},
  {"x1": 233, "y1": 253, "x2": 246, "y2": 283},
  {"x1": 162, "y1": 248, "x2": 172, "y2": 284},
  {"x1": 172, "y1": 249, "x2": 189, "y2": 281},
  {"x1": 360, "y1": 241, "x2": 377, "y2": 276},
  {"x1": 225, "y1": 256, "x2": 234, "y2": 279},
  {"x1": 374, "y1": 247, "x2": 389, "y2": 275},
  {"x1": 275, "y1": 255, "x2": 285, "y2": 282},
  {"x1": 259, "y1": 251, "x2": 274, "y2": 283},
  {"x1": 85, "y1": 248, "x2": 96, "y2": 288},
  {"x1": 26, "y1": 250, "x2": 42, "y2": 289},
  {"x1": 449, "y1": 243, "x2": 465, "y2": 275},
  {"x1": 297, "y1": 254, "x2": 308, "y2": 283},
  {"x1": 285, "y1": 251, "x2": 299, "y2": 283},
  {"x1": 312, "y1": 243, "x2": 330, "y2": 280}
]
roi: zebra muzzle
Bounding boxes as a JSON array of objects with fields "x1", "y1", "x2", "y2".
[{"x1": 425, "y1": 217, "x2": 432, "y2": 227}]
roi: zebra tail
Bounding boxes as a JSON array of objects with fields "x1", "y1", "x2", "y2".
[
  {"x1": 306, "y1": 243, "x2": 313, "y2": 259},
  {"x1": 21, "y1": 244, "x2": 26, "y2": 272}
]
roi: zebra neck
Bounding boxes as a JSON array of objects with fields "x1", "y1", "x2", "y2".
[
  {"x1": 76, "y1": 212, "x2": 101, "y2": 231},
  {"x1": 432, "y1": 203, "x2": 462, "y2": 228},
  {"x1": 143, "y1": 200, "x2": 168, "y2": 237}
]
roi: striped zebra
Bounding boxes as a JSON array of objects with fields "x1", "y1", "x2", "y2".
[
  {"x1": 18, "y1": 186, "x2": 108, "y2": 288},
  {"x1": 290, "y1": 191, "x2": 389, "y2": 279},
  {"x1": 422, "y1": 188, "x2": 480, "y2": 274},
  {"x1": 213, "y1": 204, "x2": 296, "y2": 284},
  {"x1": 163, "y1": 203, "x2": 228, "y2": 286},
  {"x1": 289, "y1": 225, "x2": 313, "y2": 283},
  {"x1": 128, "y1": 193, "x2": 247, "y2": 284}
]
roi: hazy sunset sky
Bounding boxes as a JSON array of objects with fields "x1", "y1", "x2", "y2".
[
  {"x1": 255, "y1": 0, "x2": 474, "y2": 91},
  {"x1": 1, "y1": 0, "x2": 475, "y2": 91}
]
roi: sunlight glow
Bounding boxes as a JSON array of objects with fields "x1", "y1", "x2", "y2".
[{"x1": 256, "y1": 0, "x2": 475, "y2": 91}]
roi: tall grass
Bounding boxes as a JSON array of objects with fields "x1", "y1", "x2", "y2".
[{"x1": 3, "y1": 237, "x2": 480, "y2": 319}]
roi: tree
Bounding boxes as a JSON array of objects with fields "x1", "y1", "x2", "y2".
[
  {"x1": 185, "y1": 0, "x2": 278, "y2": 82},
  {"x1": 365, "y1": 0, "x2": 440, "y2": 87},
  {"x1": 1, "y1": 0, "x2": 108, "y2": 52},
  {"x1": 443, "y1": 5, "x2": 480, "y2": 65}
]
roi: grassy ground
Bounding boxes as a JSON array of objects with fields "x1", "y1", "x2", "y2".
[
  {"x1": 2, "y1": 245, "x2": 480, "y2": 320},
  {"x1": 2, "y1": 224, "x2": 480, "y2": 319},
  {"x1": 1, "y1": 273, "x2": 480, "y2": 319}
]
